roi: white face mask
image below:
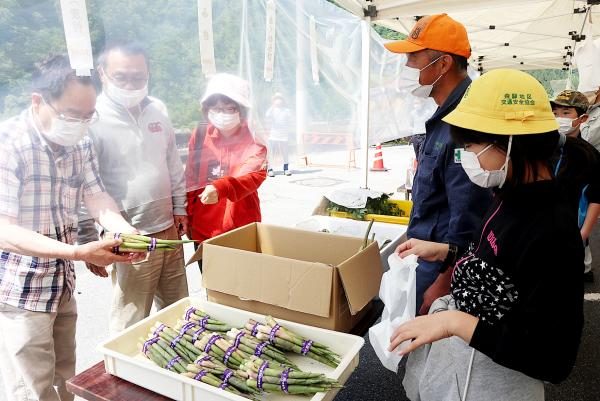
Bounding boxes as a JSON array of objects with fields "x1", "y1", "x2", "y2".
[
  {"x1": 459, "y1": 136, "x2": 512, "y2": 189},
  {"x1": 208, "y1": 110, "x2": 241, "y2": 133},
  {"x1": 556, "y1": 117, "x2": 578, "y2": 135},
  {"x1": 105, "y1": 80, "x2": 148, "y2": 109},
  {"x1": 40, "y1": 116, "x2": 89, "y2": 147},
  {"x1": 398, "y1": 56, "x2": 444, "y2": 98}
]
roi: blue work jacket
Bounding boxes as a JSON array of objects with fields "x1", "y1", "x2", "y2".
[{"x1": 407, "y1": 77, "x2": 492, "y2": 249}]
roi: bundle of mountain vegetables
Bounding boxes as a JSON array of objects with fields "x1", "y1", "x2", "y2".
[
  {"x1": 139, "y1": 308, "x2": 343, "y2": 399},
  {"x1": 107, "y1": 232, "x2": 196, "y2": 253}
]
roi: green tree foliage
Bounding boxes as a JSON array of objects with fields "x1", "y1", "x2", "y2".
[
  {"x1": 527, "y1": 68, "x2": 579, "y2": 98},
  {"x1": 0, "y1": 0, "x2": 208, "y2": 126},
  {"x1": 0, "y1": 0, "x2": 66, "y2": 117},
  {"x1": 373, "y1": 25, "x2": 406, "y2": 41}
]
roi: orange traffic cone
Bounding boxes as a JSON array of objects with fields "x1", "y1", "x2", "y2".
[{"x1": 370, "y1": 143, "x2": 388, "y2": 171}]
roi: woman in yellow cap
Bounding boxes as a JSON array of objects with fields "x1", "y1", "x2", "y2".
[{"x1": 391, "y1": 69, "x2": 586, "y2": 400}]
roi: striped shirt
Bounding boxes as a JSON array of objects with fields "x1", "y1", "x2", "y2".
[{"x1": 0, "y1": 109, "x2": 105, "y2": 312}]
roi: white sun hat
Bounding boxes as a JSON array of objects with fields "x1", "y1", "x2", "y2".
[{"x1": 200, "y1": 73, "x2": 251, "y2": 108}]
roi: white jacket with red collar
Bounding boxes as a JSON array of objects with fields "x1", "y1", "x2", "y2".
[{"x1": 78, "y1": 93, "x2": 186, "y2": 241}]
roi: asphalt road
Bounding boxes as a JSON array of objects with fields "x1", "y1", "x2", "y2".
[{"x1": 334, "y1": 227, "x2": 600, "y2": 401}]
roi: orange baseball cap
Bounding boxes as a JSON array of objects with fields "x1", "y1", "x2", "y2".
[{"x1": 384, "y1": 14, "x2": 471, "y2": 58}]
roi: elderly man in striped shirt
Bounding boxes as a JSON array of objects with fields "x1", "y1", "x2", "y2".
[{"x1": 0, "y1": 55, "x2": 143, "y2": 401}]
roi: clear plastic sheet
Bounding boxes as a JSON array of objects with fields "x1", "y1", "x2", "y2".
[{"x1": 0, "y1": 0, "x2": 442, "y2": 237}]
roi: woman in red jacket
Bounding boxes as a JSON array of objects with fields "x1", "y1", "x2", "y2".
[{"x1": 186, "y1": 74, "x2": 267, "y2": 259}]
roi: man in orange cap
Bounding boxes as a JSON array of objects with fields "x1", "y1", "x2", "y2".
[{"x1": 388, "y1": 14, "x2": 491, "y2": 314}]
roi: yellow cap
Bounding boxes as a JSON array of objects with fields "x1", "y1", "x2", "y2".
[{"x1": 443, "y1": 69, "x2": 559, "y2": 135}]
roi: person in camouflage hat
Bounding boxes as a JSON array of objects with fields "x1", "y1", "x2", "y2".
[
  {"x1": 551, "y1": 89, "x2": 599, "y2": 283},
  {"x1": 551, "y1": 90, "x2": 589, "y2": 138}
]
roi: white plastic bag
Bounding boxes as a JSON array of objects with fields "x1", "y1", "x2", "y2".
[
  {"x1": 369, "y1": 253, "x2": 418, "y2": 372},
  {"x1": 325, "y1": 188, "x2": 384, "y2": 209}
]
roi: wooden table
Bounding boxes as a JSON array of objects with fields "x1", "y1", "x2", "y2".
[
  {"x1": 67, "y1": 300, "x2": 384, "y2": 401},
  {"x1": 67, "y1": 362, "x2": 171, "y2": 401}
]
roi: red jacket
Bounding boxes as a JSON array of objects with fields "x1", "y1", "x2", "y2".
[{"x1": 186, "y1": 122, "x2": 267, "y2": 242}]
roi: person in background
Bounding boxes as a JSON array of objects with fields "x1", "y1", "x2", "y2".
[
  {"x1": 265, "y1": 92, "x2": 293, "y2": 177},
  {"x1": 0, "y1": 54, "x2": 141, "y2": 401},
  {"x1": 77, "y1": 42, "x2": 189, "y2": 335},
  {"x1": 386, "y1": 14, "x2": 492, "y2": 313},
  {"x1": 394, "y1": 68, "x2": 585, "y2": 401},
  {"x1": 552, "y1": 90, "x2": 589, "y2": 139},
  {"x1": 581, "y1": 87, "x2": 600, "y2": 150},
  {"x1": 186, "y1": 73, "x2": 267, "y2": 269},
  {"x1": 551, "y1": 89, "x2": 600, "y2": 282}
]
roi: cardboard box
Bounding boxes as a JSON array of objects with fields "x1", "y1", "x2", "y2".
[
  {"x1": 187, "y1": 223, "x2": 384, "y2": 332},
  {"x1": 295, "y1": 214, "x2": 408, "y2": 272}
]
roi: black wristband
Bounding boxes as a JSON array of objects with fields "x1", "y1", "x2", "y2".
[{"x1": 441, "y1": 243, "x2": 459, "y2": 272}]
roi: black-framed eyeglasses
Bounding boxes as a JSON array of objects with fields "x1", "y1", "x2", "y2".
[
  {"x1": 105, "y1": 71, "x2": 149, "y2": 88},
  {"x1": 43, "y1": 98, "x2": 99, "y2": 124},
  {"x1": 209, "y1": 106, "x2": 239, "y2": 114}
]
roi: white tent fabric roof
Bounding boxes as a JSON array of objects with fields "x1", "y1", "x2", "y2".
[{"x1": 335, "y1": 0, "x2": 600, "y2": 71}]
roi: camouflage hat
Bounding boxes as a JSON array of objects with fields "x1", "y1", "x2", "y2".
[{"x1": 550, "y1": 90, "x2": 589, "y2": 114}]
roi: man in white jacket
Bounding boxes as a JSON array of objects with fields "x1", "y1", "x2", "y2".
[{"x1": 78, "y1": 42, "x2": 188, "y2": 334}]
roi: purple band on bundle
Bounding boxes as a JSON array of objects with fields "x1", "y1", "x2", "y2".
[
  {"x1": 170, "y1": 334, "x2": 184, "y2": 349},
  {"x1": 113, "y1": 233, "x2": 121, "y2": 253},
  {"x1": 257, "y1": 360, "x2": 269, "y2": 390},
  {"x1": 254, "y1": 341, "x2": 268, "y2": 357},
  {"x1": 194, "y1": 370, "x2": 207, "y2": 381},
  {"x1": 147, "y1": 237, "x2": 158, "y2": 251},
  {"x1": 142, "y1": 336, "x2": 159, "y2": 354},
  {"x1": 251, "y1": 322, "x2": 260, "y2": 336},
  {"x1": 180, "y1": 322, "x2": 196, "y2": 335},
  {"x1": 269, "y1": 324, "x2": 280, "y2": 344},
  {"x1": 185, "y1": 307, "x2": 197, "y2": 321},
  {"x1": 280, "y1": 368, "x2": 292, "y2": 394},
  {"x1": 234, "y1": 331, "x2": 245, "y2": 348},
  {"x1": 223, "y1": 331, "x2": 244, "y2": 364},
  {"x1": 199, "y1": 315, "x2": 209, "y2": 329},
  {"x1": 301, "y1": 340, "x2": 313, "y2": 356},
  {"x1": 195, "y1": 354, "x2": 211, "y2": 366},
  {"x1": 204, "y1": 334, "x2": 222, "y2": 353},
  {"x1": 153, "y1": 324, "x2": 166, "y2": 336},
  {"x1": 166, "y1": 355, "x2": 181, "y2": 370},
  {"x1": 223, "y1": 344, "x2": 237, "y2": 365},
  {"x1": 219, "y1": 369, "x2": 233, "y2": 389},
  {"x1": 191, "y1": 327, "x2": 206, "y2": 343}
]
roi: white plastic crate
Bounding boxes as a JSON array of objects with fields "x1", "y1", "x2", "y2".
[{"x1": 98, "y1": 297, "x2": 364, "y2": 401}]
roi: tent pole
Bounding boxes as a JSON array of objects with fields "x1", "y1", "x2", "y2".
[
  {"x1": 296, "y1": 0, "x2": 307, "y2": 161},
  {"x1": 238, "y1": 0, "x2": 247, "y2": 76},
  {"x1": 360, "y1": 16, "x2": 371, "y2": 189}
]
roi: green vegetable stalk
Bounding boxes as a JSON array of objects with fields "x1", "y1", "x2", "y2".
[{"x1": 106, "y1": 232, "x2": 196, "y2": 253}]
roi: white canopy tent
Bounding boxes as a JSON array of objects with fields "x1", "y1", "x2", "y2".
[
  {"x1": 334, "y1": 0, "x2": 600, "y2": 187},
  {"x1": 335, "y1": 0, "x2": 600, "y2": 71}
]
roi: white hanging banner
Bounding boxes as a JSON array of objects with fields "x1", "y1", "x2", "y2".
[
  {"x1": 198, "y1": 0, "x2": 216, "y2": 76},
  {"x1": 59, "y1": 0, "x2": 93, "y2": 76},
  {"x1": 309, "y1": 15, "x2": 320, "y2": 85},
  {"x1": 263, "y1": 0, "x2": 276, "y2": 82}
]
